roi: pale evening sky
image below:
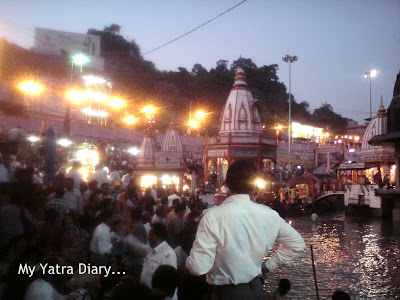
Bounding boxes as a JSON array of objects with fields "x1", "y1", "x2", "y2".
[{"x1": 0, "y1": 0, "x2": 399, "y2": 123}]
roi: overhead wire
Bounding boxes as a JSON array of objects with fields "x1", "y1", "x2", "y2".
[{"x1": 142, "y1": 0, "x2": 248, "y2": 56}]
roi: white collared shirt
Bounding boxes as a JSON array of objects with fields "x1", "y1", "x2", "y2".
[
  {"x1": 64, "y1": 188, "x2": 84, "y2": 215},
  {"x1": 90, "y1": 223, "x2": 112, "y2": 255},
  {"x1": 140, "y1": 241, "x2": 177, "y2": 288},
  {"x1": 67, "y1": 170, "x2": 83, "y2": 190},
  {"x1": 109, "y1": 171, "x2": 121, "y2": 183},
  {"x1": 167, "y1": 194, "x2": 181, "y2": 207},
  {"x1": 185, "y1": 194, "x2": 305, "y2": 285},
  {"x1": 122, "y1": 174, "x2": 132, "y2": 186}
]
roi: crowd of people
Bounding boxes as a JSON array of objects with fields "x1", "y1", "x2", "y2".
[{"x1": 0, "y1": 153, "x2": 352, "y2": 300}]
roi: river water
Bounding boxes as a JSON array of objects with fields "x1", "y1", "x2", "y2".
[{"x1": 264, "y1": 216, "x2": 400, "y2": 299}]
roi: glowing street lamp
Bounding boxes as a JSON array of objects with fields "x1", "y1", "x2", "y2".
[
  {"x1": 195, "y1": 110, "x2": 206, "y2": 120},
  {"x1": 67, "y1": 90, "x2": 85, "y2": 103},
  {"x1": 108, "y1": 97, "x2": 125, "y2": 109},
  {"x1": 364, "y1": 69, "x2": 377, "y2": 120},
  {"x1": 71, "y1": 53, "x2": 89, "y2": 79},
  {"x1": 274, "y1": 125, "x2": 283, "y2": 142},
  {"x1": 72, "y1": 54, "x2": 89, "y2": 68},
  {"x1": 58, "y1": 138, "x2": 73, "y2": 147},
  {"x1": 255, "y1": 178, "x2": 267, "y2": 190},
  {"x1": 124, "y1": 115, "x2": 137, "y2": 125},
  {"x1": 188, "y1": 119, "x2": 198, "y2": 129},
  {"x1": 18, "y1": 80, "x2": 43, "y2": 96},
  {"x1": 142, "y1": 105, "x2": 156, "y2": 118}
]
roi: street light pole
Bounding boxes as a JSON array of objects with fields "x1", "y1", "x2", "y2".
[
  {"x1": 282, "y1": 55, "x2": 298, "y2": 172},
  {"x1": 364, "y1": 69, "x2": 377, "y2": 121}
]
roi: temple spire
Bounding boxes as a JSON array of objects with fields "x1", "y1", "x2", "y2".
[
  {"x1": 378, "y1": 95, "x2": 386, "y2": 116},
  {"x1": 232, "y1": 66, "x2": 248, "y2": 89}
]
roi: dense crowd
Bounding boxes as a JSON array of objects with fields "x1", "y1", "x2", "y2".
[
  {"x1": 0, "y1": 154, "x2": 215, "y2": 299},
  {"x1": 0, "y1": 152, "x2": 352, "y2": 300}
]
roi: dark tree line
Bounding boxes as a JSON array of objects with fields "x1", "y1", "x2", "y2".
[{"x1": 88, "y1": 25, "x2": 349, "y2": 135}]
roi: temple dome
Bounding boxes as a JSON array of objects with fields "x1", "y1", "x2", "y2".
[
  {"x1": 360, "y1": 99, "x2": 394, "y2": 162},
  {"x1": 162, "y1": 124, "x2": 183, "y2": 155},
  {"x1": 137, "y1": 134, "x2": 156, "y2": 168},
  {"x1": 219, "y1": 67, "x2": 261, "y2": 135}
]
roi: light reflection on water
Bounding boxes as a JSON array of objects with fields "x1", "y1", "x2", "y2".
[{"x1": 264, "y1": 216, "x2": 400, "y2": 299}]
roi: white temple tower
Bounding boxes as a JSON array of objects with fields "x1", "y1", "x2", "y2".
[
  {"x1": 219, "y1": 67, "x2": 262, "y2": 135},
  {"x1": 204, "y1": 65, "x2": 277, "y2": 186}
]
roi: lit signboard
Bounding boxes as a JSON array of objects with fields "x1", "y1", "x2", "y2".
[
  {"x1": 34, "y1": 27, "x2": 104, "y2": 71},
  {"x1": 292, "y1": 122, "x2": 323, "y2": 139}
]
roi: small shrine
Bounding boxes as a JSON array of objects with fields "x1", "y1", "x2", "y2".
[
  {"x1": 135, "y1": 124, "x2": 186, "y2": 191},
  {"x1": 369, "y1": 69, "x2": 400, "y2": 221},
  {"x1": 204, "y1": 66, "x2": 277, "y2": 186},
  {"x1": 359, "y1": 97, "x2": 396, "y2": 184}
]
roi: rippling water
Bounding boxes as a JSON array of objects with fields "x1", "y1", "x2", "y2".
[{"x1": 264, "y1": 216, "x2": 400, "y2": 299}]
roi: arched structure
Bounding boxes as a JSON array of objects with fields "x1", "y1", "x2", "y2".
[
  {"x1": 204, "y1": 66, "x2": 277, "y2": 186},
  {"x1": 360, "y1": 97, "x2": 395, "y2": 163}
]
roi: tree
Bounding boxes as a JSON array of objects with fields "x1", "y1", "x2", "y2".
[
  {"x1": 104, "y1": 24, "x2": 121, "y2": 35},
  {"x1": 191, "y1": 64, "x2": 208, "y2": 77},
  {"x1": 87, "y1": 24, "x2": 141, "y2": 57},
  {"x1": 312, "y1": 103, "x2": 347, "y2": 132}
]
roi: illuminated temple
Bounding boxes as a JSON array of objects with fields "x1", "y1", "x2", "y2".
[
  {"x1": 204, "y1": 67, "x2": 277, "y2": 185},
  {"x1": 135, "y1": 123, "x2": 186, "y2": 190}
]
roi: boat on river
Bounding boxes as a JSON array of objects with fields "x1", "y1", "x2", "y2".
[{"x1": 311, "y1": 193, "x2": 345, "y2": 218}]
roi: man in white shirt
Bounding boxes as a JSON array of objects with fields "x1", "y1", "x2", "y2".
[
  {"x1": 167, "y1": 190, "x2": 181, "y2": 207},
  {"x1": 64, "y1": 177, "x2": 84, "y2": 215},
  {"x1": 109, "y1": 165, "x2": 121, "y2": 185},
  {"x1": 122, "y1": 168, "x2": 133, "y2": 187},
  {"x1": 7, "y1": 125, "x2": 23, "y2": 142},
  {"x1": 93, "y1": 164, "x2": 110, "y2": 187},
  {"x1": 67, "y1": 161, "x2": 83, "y2": 190},
  {"x1": 185, "y1": 159, "x2": 305, "y2": 300},
  {"x1": 90, "y1": 210, "x2": 114, "y2": 266},
  {"x1": 140, "y1": 223, "x2": 177, "y2": 289}
]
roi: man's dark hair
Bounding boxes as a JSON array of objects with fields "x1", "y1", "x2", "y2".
[
  {"x1": 175, "y1": 203, "x2": 186, "y2": 214},
  {"x1": 226, "y1": 159, "x2": 257, "y2": 194},
  {"x1": 99, "y1": 209, "x2": 113, "y2": 223},
  {"x1": 55, "y1": 187, "x2": 65, "y2": 199},
  {"x1": 131, "y1": 208, "x2": 142, "y2": 221},
  {"x1": 172, "y1": 198, "x2": 180, "y2": 207},
  {"x1": 151, "y1": 223, "x2": 167, "y2": 241},
  {"x1": 44, "y1": 208, "x2": 57, "y2": 224},
  {"x1": 152, "y1": 265, "x2": 178, "y2": 296},
  {"x1": 277, "y1": 278, "x2": 291, "y2": 296},
  {"x1": 332, "y1": 290, "x2": 351, "y2": 300},
  {"x1": 112, "y1": 275, "x2": 152, "y2": 300}
]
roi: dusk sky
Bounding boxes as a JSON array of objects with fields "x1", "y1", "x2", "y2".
[{"x1": 1, "y1": 0, "x2": 399, "y2": 124}]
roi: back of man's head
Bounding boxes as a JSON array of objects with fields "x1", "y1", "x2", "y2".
[
  {"x1": 332, "y1": 290, "x2": 351, "y2": 300},
  {"x1": 151, "y1": 223, "x2": 168, "y2": 241},
  {"x1": 152, "y1": 265, "x2": 178, "y2": 297},
  {"x1": 112, "y1": 275, "x2": 152, "y2": 300},
  {"x1": 226, "y1": 159, "x2": 257, "y2": 194},
  {"x1": 55, "y1": 187, "x2": 65, "y2": 199},
  {"x1": 277, "y1": 278, "x2": 291, "y2": 296},
  {"x1": 99, "y1": 209, "x2": 113, "y2": 224},
  {"x1": 175, "y1": 203, "x2": 186, "y2": 214}
]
